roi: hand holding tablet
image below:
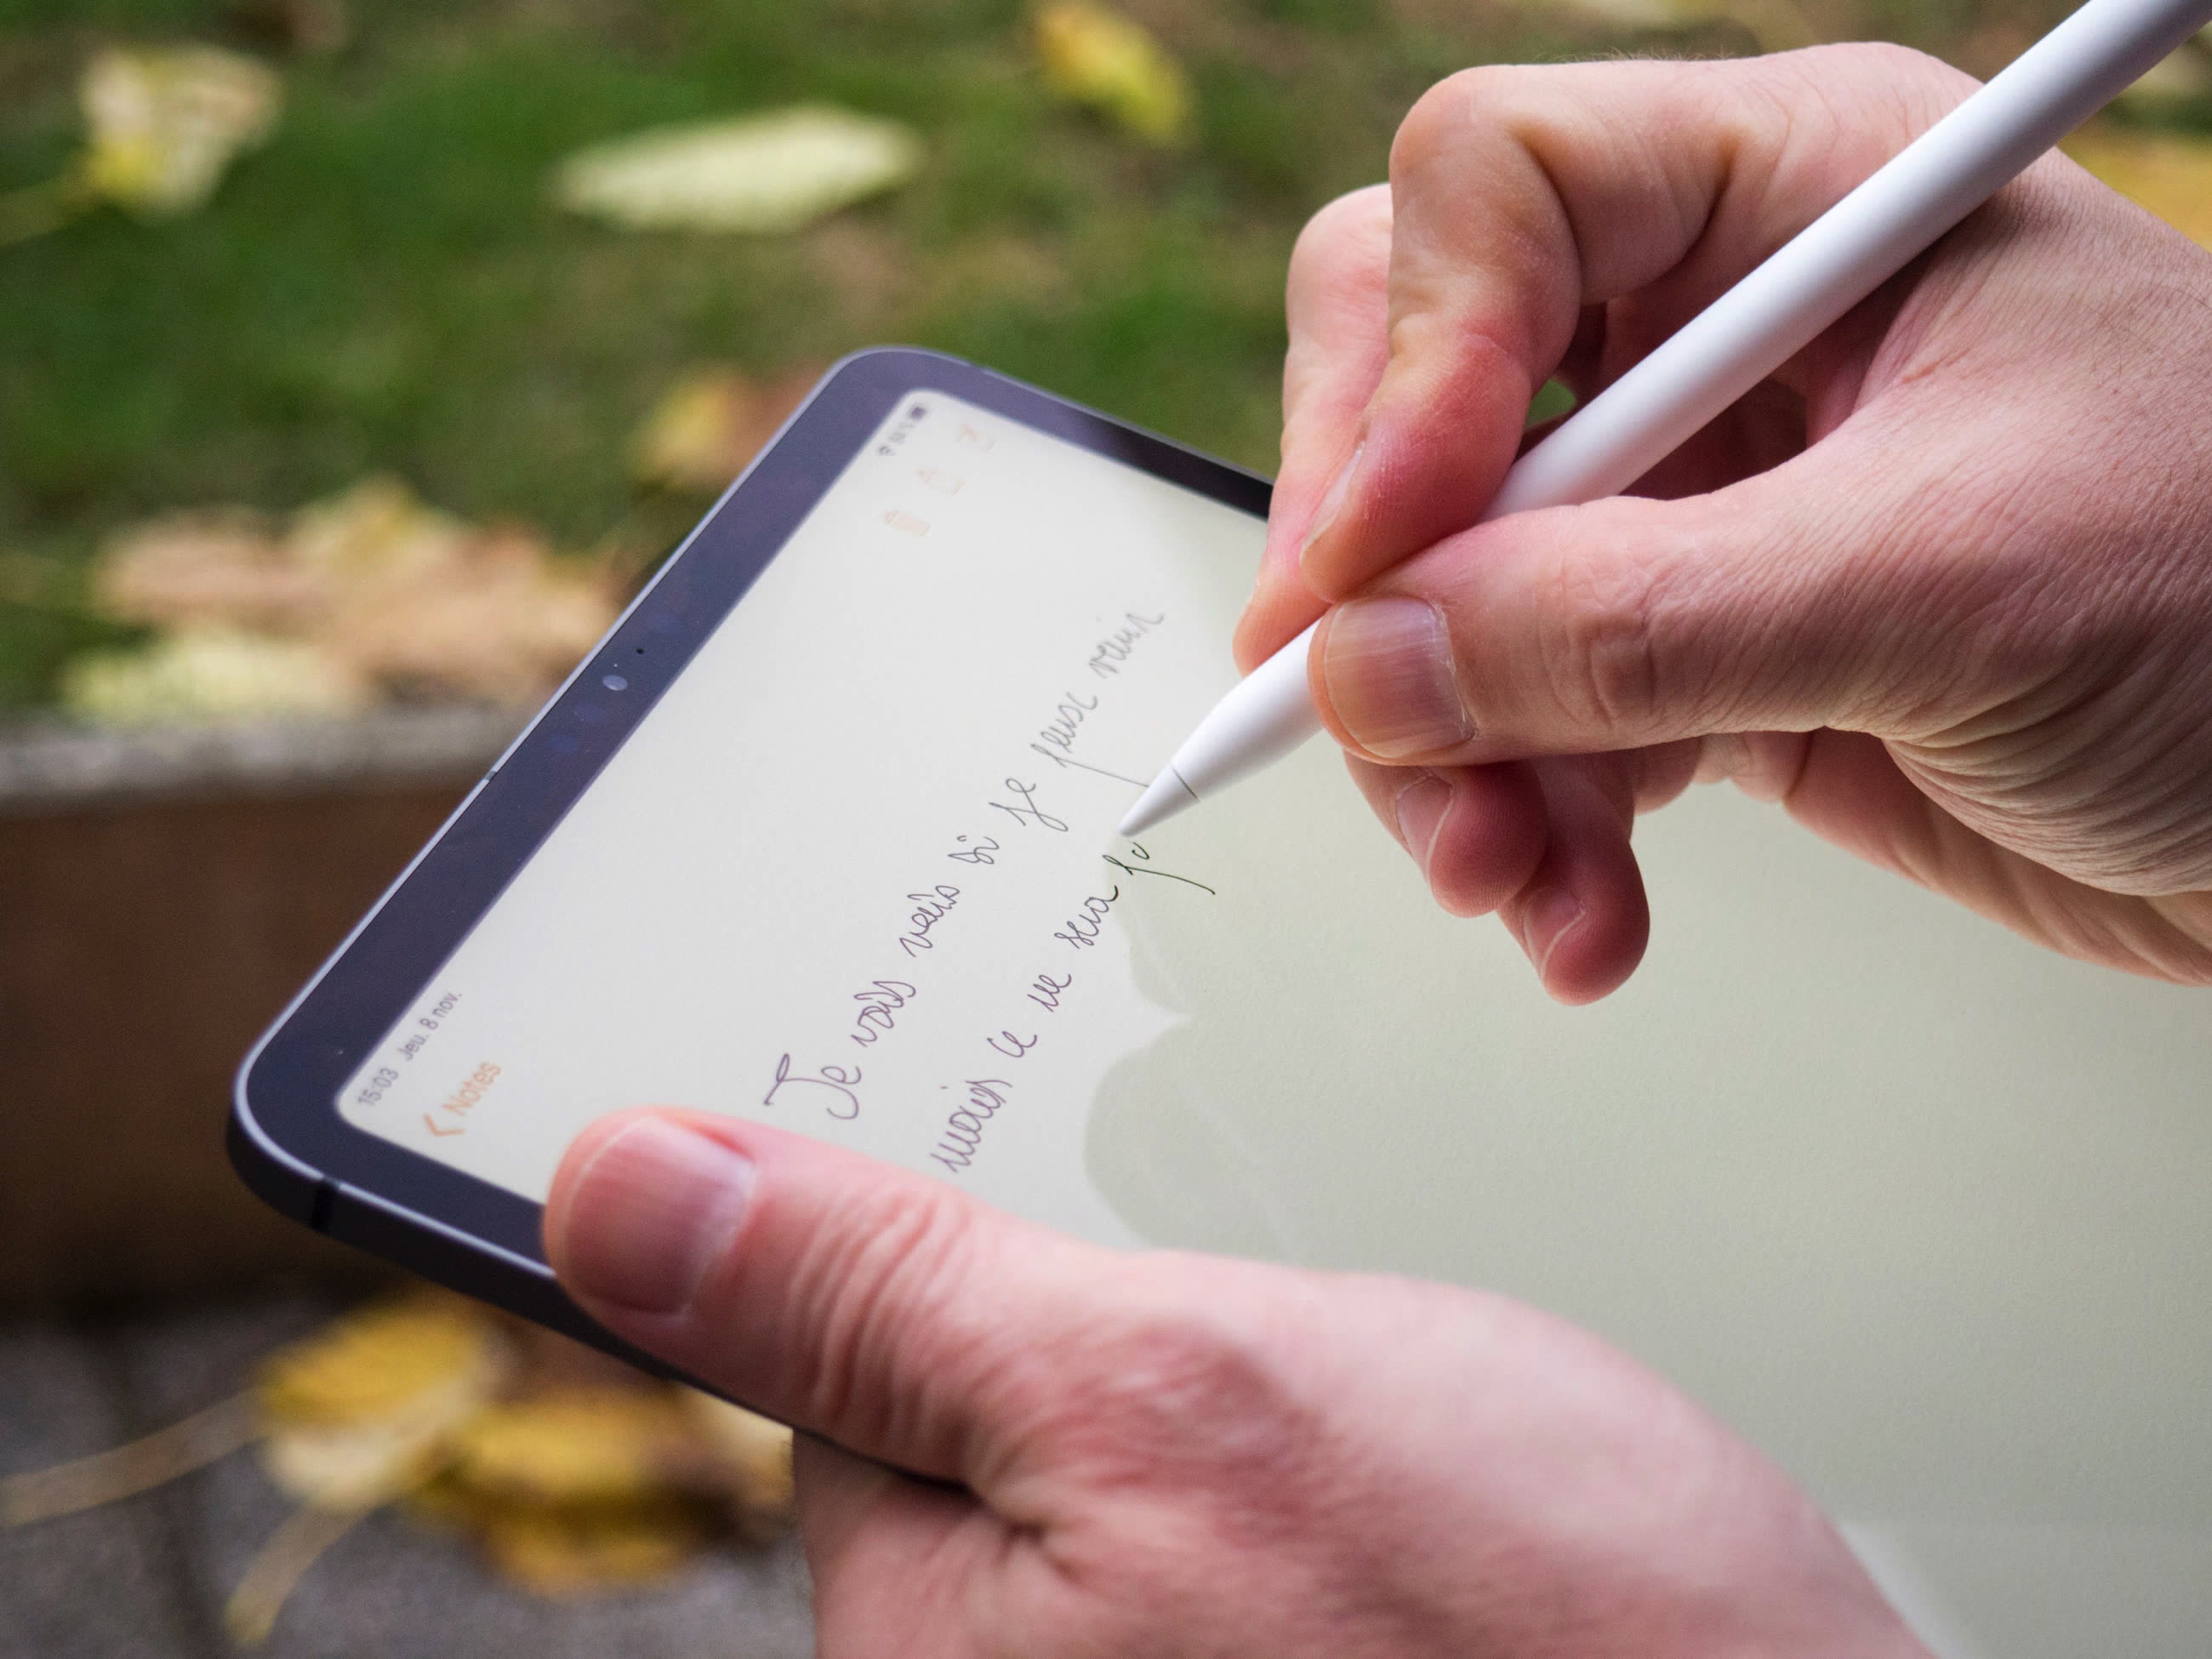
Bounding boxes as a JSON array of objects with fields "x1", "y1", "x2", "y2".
[{"x1": 543, "y1": 1107, "x2": 1930, "y2": 1659}]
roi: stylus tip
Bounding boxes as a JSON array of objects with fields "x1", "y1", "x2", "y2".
[{"x1": 1118, "y1": 767, "x2": 1199, "y2": 838}]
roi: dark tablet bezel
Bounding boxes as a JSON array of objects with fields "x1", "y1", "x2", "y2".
[{"x1": 231, "y1": 346, "x2": 1272, "y2": 1327}]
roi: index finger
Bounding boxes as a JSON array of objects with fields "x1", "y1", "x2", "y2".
[
  {"x1": 1297, "y1": 47, "x2": 1975, "y2": 605},
  {"x1": 1234, "y1": 185, "x2": 1392, "y2": 673}
]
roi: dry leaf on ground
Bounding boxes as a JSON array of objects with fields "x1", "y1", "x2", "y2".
[
  {"x1": 475, "y1": 1494, "x2": 711, "y2": 1595},
  {"x1": 258, "y1": 1293, "x2": 508, "y2": 1428},
  {"x1": 631, "y1": 365, "x2": 822, "y2": 493},
  {"x1": 553, "y1": 106, "x2": 921, "y2": 234},
  {"x1": 259, "y1": 1416, "x2": 460, "y2": 1513},
  {"x1": 95, "y1": 509, "x2": 321, "y2": 631},
  {"x1": 453, "y1": 1390, "x2": 690, "y2": 1506},
  {"x1": 80, "y1": 476, "x2": 624, "y2": 720},
  {"x1": 8, "y1": 1283, "x2": 797, "y2": 1631},
  {"x1": 82, "y1": 45, "x2": 282, "y2": 219},
  {"x1": 255, "y1": 1292, "x2": 510, "y2": 1509},
  {"x1": 1035, "y1": 3, "x2": 1192, "y2": 146},
  {"x1": 322, "y1": 522, "x2": 618, "y2": 704},
  {"x1": 60, "y1": 629, "x2": 370, "y2": 725},
  {"x1": 2065, "y1": 128, "x2": 2212, "y2": 250}
]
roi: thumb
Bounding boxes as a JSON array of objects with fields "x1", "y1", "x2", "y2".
[
  {"x1": 1308, "y1": 434, "x2": 1957, "y2": 765},
  {"x1": 544, "y1": 1109, "x2": 1103, "y2": 1482}
]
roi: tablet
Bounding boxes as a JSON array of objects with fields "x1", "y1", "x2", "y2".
[
  {"x1": 231, "y1": 347, "x2": 1274, "y2": 1346},
  {"x1": 235, "y1": 348, "x2": 2212, "y2": 1648}
]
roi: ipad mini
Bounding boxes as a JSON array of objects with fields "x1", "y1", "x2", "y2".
[{"x1": 231, "y1": 347, "x2": 1273, "y2": 1354}]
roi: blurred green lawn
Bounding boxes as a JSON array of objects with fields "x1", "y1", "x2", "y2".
[{"x1": 0, "y1": 0, "x2": 2089, "y2": 707}]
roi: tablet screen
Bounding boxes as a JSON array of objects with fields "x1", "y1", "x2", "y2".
[{"x1": 336, "y1": 388, "x2": 1264, "y2": 1243}]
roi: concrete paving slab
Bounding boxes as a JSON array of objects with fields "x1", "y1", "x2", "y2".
[
  {"x1": 112, "y1": 1294, "x2": 816, "y2": 1659},
  {"x1": 0, "y1": 1325, "x2": 208, "y2": 1659}
]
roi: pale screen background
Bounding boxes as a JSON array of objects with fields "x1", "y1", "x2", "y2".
[{"x1": 341, "y1": 391, "x2": 2212, "y2": 1655}]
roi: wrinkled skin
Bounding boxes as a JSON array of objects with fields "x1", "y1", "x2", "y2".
[
  {"x1": 548, "y1": 1110, "x2": 1927, "y2": 1659},
  {"x1": 545, "y1": 43, "x2": 2212, "y2": 1659},
  {"x1": 1246, "y1": 46, "x2": 2212, "y2": 1005}
]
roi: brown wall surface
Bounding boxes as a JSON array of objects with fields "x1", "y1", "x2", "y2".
[{"x1": 0, "y1": 790, "x2": 462, "y2": 1311}]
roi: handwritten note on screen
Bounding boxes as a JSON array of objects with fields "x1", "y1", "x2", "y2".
[{"x1": 339, "y1": 392, "x2": 1267, "y2": 1245}]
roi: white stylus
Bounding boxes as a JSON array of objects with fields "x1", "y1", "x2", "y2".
[{"x1": 1120, "y1": 0, "x2": 2212, "y2": 839}]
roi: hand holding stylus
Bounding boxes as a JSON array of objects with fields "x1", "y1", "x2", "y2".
[{"x1": 1236, "y1": 44, "x2": 2212, "y2": 1002}]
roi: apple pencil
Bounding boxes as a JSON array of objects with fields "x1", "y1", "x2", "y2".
[{"x1": 1120, "y1": 0, "x2": 2212, "y2": 839}]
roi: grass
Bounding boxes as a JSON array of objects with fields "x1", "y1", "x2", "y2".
[{"x1": 0, "y1": 0, "x2": 2135, "y2": 708}]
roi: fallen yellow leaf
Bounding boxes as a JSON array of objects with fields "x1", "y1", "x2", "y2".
[
  {"x1": 553, "y1": 106, "x2": 922, "y2": 234},
  {"x1": 259, "y1": 1292, "x2": 507, "y2": 1430},
  {"x1": 81, "y1": 46, "x2": 282, "y2": 219},
  {"x1": 259, "y1": 1417, "x2": 453, "y2": 1512},
  {"x1": 1035, "y1": 3, "x2": 1192, "y2": 147},
  {"x1": 322, "y1": 526, "x2": 619, "y2": 706},
  {"x1": 254, "y1": 1293, "x2": 509, "y2": 1512},
  {"x1": 477, "y1": 1496, "x2": 709, "y2": 1596},
  {"x1": 95, "y1": 510, "x2": 321, "y2": 632},
  {"x1": 452, "y1": 1389, "x2": 687, "y2": 1505},
  {"x1": 630, "y1": 365, "x2": 821, "y2": 493},
  {"x1": 84, "y1": 476, "x2": 624, "y2": 715},
  {"x1": 60, "y1": 629, "x2": 371, "y2": 726}
]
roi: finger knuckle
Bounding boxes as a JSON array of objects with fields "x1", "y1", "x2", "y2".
[
  {"x1": 1390, "y1": 67, "x2": 1493, "y2": 177},
  {"x1": 1294, "y1": 183, "x2": 1389, "y2": 252},
  {"x1": 1045, "y1": 1273, "x2": 1316, "y2": 1500},
  {"x1": 788, "y1": 1179, "x2": 986, "y2": 1439},
  {"x1": 1286, "y1": 185, "x2": 1391, "y2": 299},
  {"x1": 1539, "y1": 533, "x2": 1669, "y2": 733},
  {"x1": 1808, "y1": 41, "x2": 1976, "y2": 134},
  {"x1": 1833, "y1": 39, "x2": 1956, "y2": 88}
]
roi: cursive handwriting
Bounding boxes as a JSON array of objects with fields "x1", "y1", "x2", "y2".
[
  {"x1": 896, "y1": 886, "x2": 962, "y2": 958},
  {"x1": 1103, "y1": 842, "x2": 1216, "y2": 895},
  {"x1": 1026, "y1": 970, "x2": 1072, "y2": 1012},
  {"x1": 989, "y1": 778, "x2": 1070, "y2": 832},
  {"x1": 1029, "y1": 689, "x2": 1100, "y2": 770},
  {"x1": 765, "y1": 1054, "x2": 863, "y2": 1120},
  {"x1": 1087, "y1": 611, "x2": 1167, "y2": 679},
  {"x1": 767, "y1": 615, "x2": 1217, "y2": 1145},
  {"x1": 1023, "y1": 672, "x2": 1149, "y2": 787},
  {"x1": 1052, "y1": 886, "x2": 1120, "y2": 950},
  {"x1": 929, "y1": 1077, "x2": 1012, "y2": 1174},
  {"x1": 849, "y1": 978, "x2": 918, "y2": 1047},
  {"x1": 947, "y1": 835, "x2": 999, "y2": 866}
]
